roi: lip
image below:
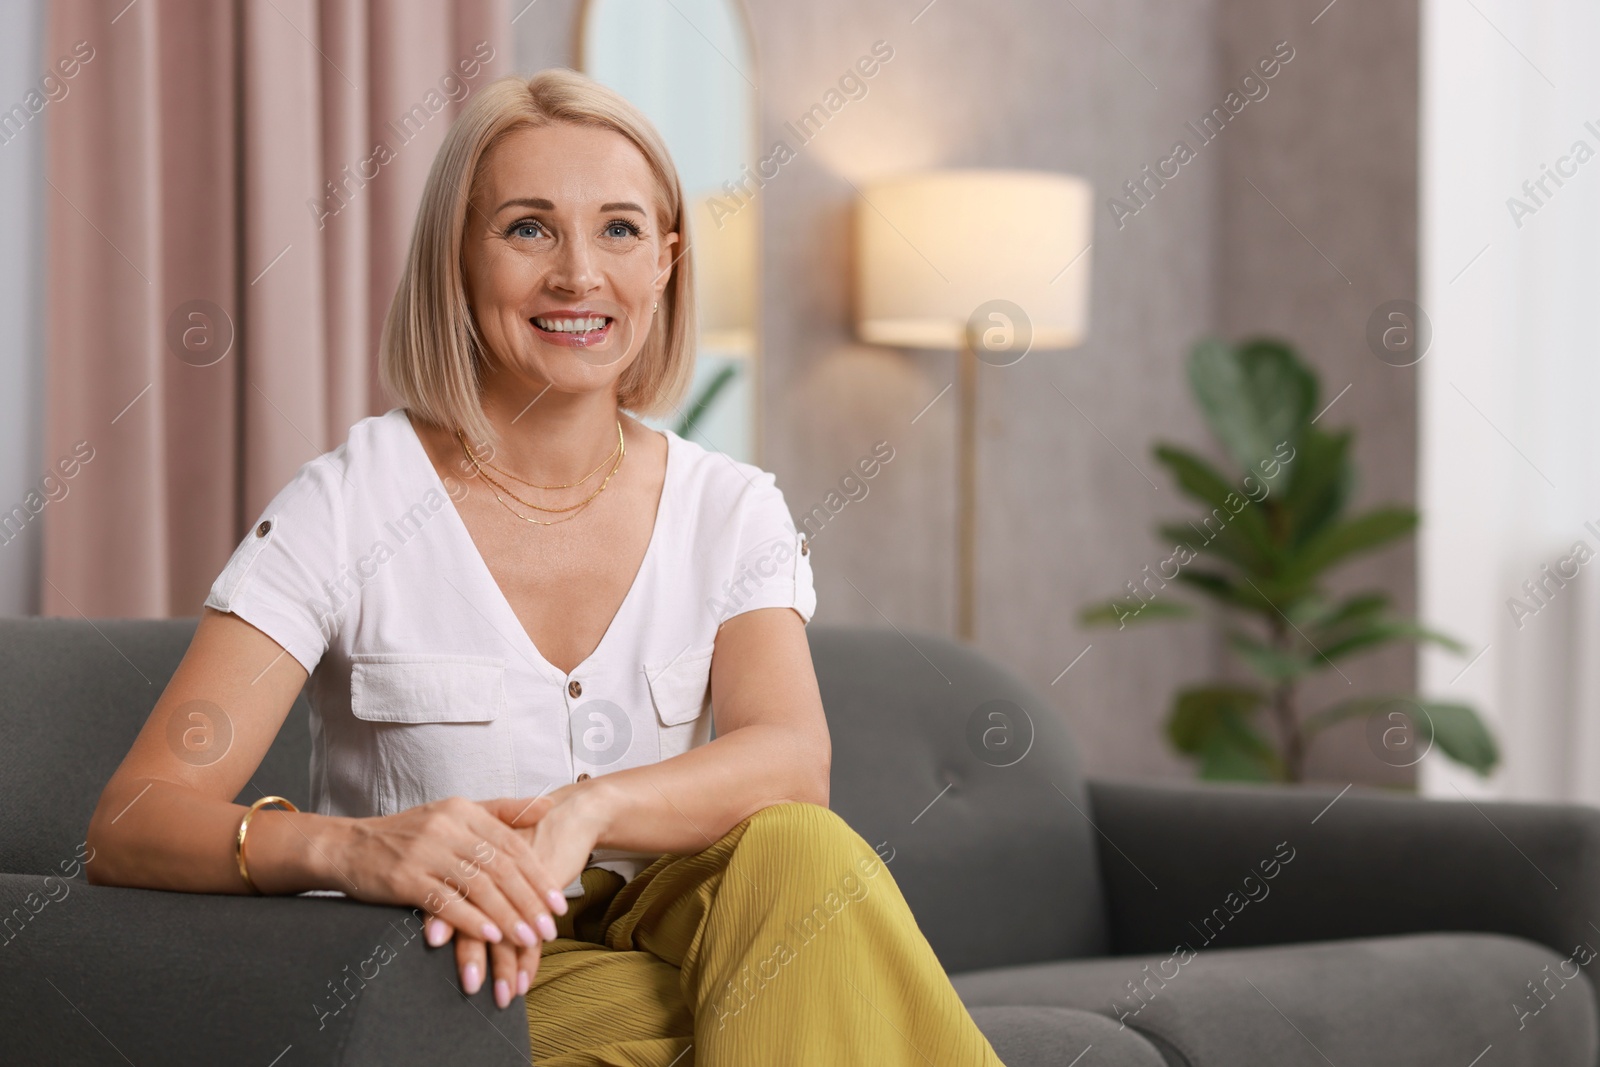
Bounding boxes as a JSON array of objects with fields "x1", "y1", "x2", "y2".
[{"x1": 528, "y1": 309, "x2": 614, "y2": 348}]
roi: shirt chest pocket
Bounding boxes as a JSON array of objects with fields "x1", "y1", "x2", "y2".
[
  {"x1": 349, "y1": 653, "x2": 516, "y2": 816},
  {"x1": 644, "y1": 644, "x2": 714, "y2": 760}
]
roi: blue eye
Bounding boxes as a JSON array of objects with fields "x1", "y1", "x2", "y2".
[
  {"x1": 507, "y1": 220, "x2": 543, "y2": 240},
  {"x1": 605, "y1": 219, "x2": 643, "y2": 239}
]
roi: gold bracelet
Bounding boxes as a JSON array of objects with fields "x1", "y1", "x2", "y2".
[{"x1": 235, "y1": 795, "x2": 299, "y2": 894}]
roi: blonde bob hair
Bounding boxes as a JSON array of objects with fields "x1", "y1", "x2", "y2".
[{"x1": 379, "y1": 68, "x2": 696, "y2": 449}]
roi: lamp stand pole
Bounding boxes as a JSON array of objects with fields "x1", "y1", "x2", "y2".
[{"x1": 957, "y1": 329, "x2": 978, "y2": 642}]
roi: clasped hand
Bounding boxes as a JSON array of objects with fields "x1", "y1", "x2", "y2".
[{"x1": 334, "y1": 785, "x2": 601, "y2": 1008}]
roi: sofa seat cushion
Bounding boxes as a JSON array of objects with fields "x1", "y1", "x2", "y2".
[
  {"x1": 953, "y1": 933, "x2": 1597, "y2": 1067},
  {"x1": 968, "y1": 1006, "x2": 1167, "y2": 1067}
]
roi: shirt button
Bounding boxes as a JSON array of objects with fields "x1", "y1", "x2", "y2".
[
  {"x1": 256, "y1": 520, "x2": 272, "y2": 537},
  {"x1": 800, "y1": 536, "x2": 809, "y2": 556},
  {"x1": 568, "y1": 680, "x2": 582, "y2": 698},
  {"x1": 576, "y1": 772, "x2": 591, "y2": 782}
]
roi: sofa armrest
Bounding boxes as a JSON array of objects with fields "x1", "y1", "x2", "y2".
[
  {"x1": 0, "y1": 874, "x2": 531, "y2": 1066},
  {"x1": 1085, "y1": 777, "x2": 1600, "y2": 963}
]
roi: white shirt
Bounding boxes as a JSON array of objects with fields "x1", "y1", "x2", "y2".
[{"x1": 204, "y1": 407, "x2": 816, "y2": 896}]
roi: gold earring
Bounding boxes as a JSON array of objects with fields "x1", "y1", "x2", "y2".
[{"x1": 652, "y1": 300, "x2": 659, "y2": 312}]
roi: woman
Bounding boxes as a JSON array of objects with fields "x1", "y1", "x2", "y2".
[{"x1": 87, "y1": 68, "x2": 1004, "y2": 1065}]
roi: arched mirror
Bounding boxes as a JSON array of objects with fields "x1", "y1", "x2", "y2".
[{"x1": 577, "y1": 0, "x2": 759, "y2": 463}]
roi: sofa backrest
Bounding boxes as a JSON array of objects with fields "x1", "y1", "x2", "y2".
[
  {"x1": 810, "y1": 626, "x2": 1108, "y2": 971},
  {"x1": 0, "y1": 618, "x2": 1110, "y2": 969},
  {"x1": 0, "y1": 618, "x2": 311, "y2": 877}
]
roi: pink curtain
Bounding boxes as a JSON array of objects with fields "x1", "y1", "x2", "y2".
[{"x1": 43, "y1": 0, "x2": 512, "y2": 618}]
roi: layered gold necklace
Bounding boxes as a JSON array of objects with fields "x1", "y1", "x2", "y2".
[{"x1": 455, "y1": 419, "x2": 624, "y2": 526}]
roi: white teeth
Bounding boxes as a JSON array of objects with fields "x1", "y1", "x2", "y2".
[{"x1": 533, "y1": 316, "x2": 608, "y2": 333}]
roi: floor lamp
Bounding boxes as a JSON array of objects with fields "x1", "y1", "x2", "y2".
[{"x1": 854, "y1": 170, "x2": 1093, "y2": 642}]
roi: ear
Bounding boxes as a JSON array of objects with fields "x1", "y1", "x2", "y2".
[{"x1": 654, "y1": 229, "x2": 681, "y2": 299}]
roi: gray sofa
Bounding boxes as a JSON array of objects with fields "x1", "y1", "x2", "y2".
[{"x1": 2, "y1": 617, "x2": 1596, "y2": 1065}]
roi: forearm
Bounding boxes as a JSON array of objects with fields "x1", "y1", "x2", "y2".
[
  {"x1": 578, "y1": 723, "x2": 830, "y2": 857},
  {"x1": 86, "y1": 777, "x2": 347, "y2": 896}
]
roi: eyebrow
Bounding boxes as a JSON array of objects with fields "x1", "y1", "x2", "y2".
[
  {"x1": 495, "y1": 197, "x2": 553, "y2": 213},
  {"x1": 493, "y1": 197, "x2": 648, "y2": 215}
]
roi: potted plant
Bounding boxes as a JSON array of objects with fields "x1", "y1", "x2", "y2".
[{"x1": 1080, "y1": 336, "x2": 1497, "y2": 783}]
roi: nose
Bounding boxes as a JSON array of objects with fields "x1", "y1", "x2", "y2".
[{"x1": 545, "y1": 235, "x2": 601, "y2": 297}]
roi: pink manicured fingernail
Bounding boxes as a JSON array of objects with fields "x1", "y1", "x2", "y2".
[
  {"x1": 482, "y1": 921, "x2": 502, "y2": 943},
  {"x1": 545, "y1": 888, "x2": 569, "y2": 915},
  {"x1": 462, "y1": 962, "x2": 482, "y2": 994},
  {"x1": 494, "y1": 977, "x2": 511, "y2": 1008},
  {"x1": 514, "y1": 921, "x2": 538, "y2": 947},
  {"x1": 425, "y1": 919, "x2": 449, "y2": 947},
  {"x1": 536, "y1": 913, "x2": 558, "y2": 942},
  {"x1": 517, "y1": 969, "x2": 530, "y2": 996}
]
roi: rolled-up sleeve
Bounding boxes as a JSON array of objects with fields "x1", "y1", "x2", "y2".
[{"x1": 203, "y1": 457, "x2": 347, "y2": 675}]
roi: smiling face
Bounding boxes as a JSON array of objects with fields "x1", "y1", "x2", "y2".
[{"x1": 461, "y1": 122, "x2": 679, "y2": 402}]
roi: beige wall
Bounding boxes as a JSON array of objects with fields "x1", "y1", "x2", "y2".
[
  {"x1": 521, "y1": 0, "x2": 1419, "y2": 784},
  {"x1": 1213, "y1": 0, "x2": 1420, "y2": 785},
  {"x1": 749, "y1": 1, "x2": 1223, "y2": 782}
]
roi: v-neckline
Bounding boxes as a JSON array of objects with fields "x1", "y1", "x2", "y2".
[{"x1": 397, "y1": 409, "x2": 674, "y2": 683}]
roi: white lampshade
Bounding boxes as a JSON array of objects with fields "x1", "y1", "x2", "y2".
[
  {"x1": 692, "y1": 192, "x2": 756, "y2": 356},
  {"x1": 854, "y1": 169, "x2": 1093, "y2": 350}
]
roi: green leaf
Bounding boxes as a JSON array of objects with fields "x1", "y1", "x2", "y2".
[
  {"x1": 1167, "y1": 685, "x2": 1265, "y2": 753},
  {"x1": 1079, "y1": 599, "x2": 1194, "y2": 628},
  {"x1": 1306, "y1": 592, "x2": 1390, "y2": 631},
  {"x1": 1273, "y1": 588, "x2": 1332, "y2": 628},
  {"x1": 1198, "y1": 727, "x2": 1280, "y2": 781},
  {"x1": 1172, "y1": 570, "x2": 1310, "y2": 623},
  {"x1": 1159, "y1": 521, "x2": 1258, "y2": 573},
  {"x1": 1153, "y1": 445, "x2": 1276, "y2": 565},
  {"x1": 1173, "y1": 570, "x2": 1256, "y2": 610},
  {"x1": 1166, "y1": 685, "x2": 1280, "y2": 780},
  {"x1": 1301, "y1": 697, "x2": 1498, "y2": 776},
  {"x1": 1187, "y1": 337, "x2": 1317, "y2": 477},
  {"x1": 1426, "y1": 703, "x2": 1499, "y2": 775},
  {"x1": 1152, "y1": 444, "x2": 1236, "y2": 510},
  {"x1": 675, "y1": 364, "x2": 739, "y2": 439},
  {"x1": 1280, "y1": 507, "x2": 1418, "y2": 585},
  {"x1": 1276, "y1": 427, "x2": 1353, "y2": 549},
  {"x1": 1228, "y1": 631, "x2": 1314, "y2": 682},
  {"x1": 1317, "y1": 619, "x2": 1469, "y2": 662}
]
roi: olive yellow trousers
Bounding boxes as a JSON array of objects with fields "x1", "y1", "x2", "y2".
[{"x1": 525, "y1": 800, "x2": 1005, "y2": 1066}]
